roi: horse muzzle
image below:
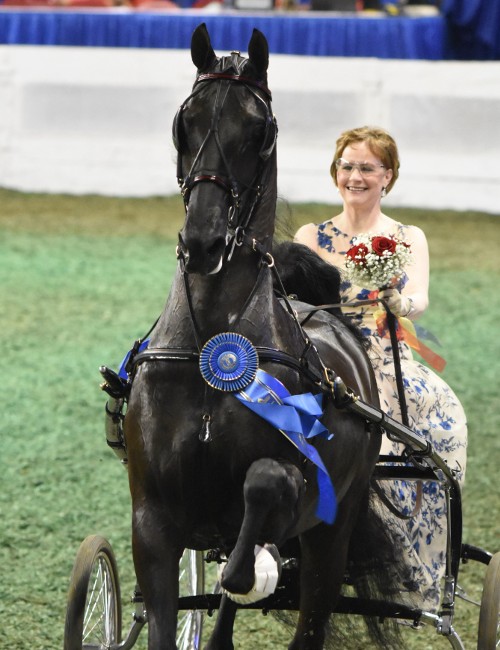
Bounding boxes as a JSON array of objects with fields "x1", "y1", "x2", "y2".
[{"x1": 177, "y1": 233, "x2": 227, "y2": 275}]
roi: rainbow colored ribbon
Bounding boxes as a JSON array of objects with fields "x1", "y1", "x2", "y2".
[{"x1": 375, "y1": 310, "x2": 446, "y2": 372}]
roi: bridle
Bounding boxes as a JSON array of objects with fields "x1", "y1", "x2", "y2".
[{"x1": 173, "y1": 57, "x2": 278, "y2": 260}]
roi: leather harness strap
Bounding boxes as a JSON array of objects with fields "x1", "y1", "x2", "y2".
[
  {"x1": 131, "y1": 345, "x2": 326, "y2": 390},
  {"x1": 195, "y1": 72, "x2": 272, "y2": 99}
]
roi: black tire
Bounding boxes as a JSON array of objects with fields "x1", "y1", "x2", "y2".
[
  {"x1": 478, "y1": 551, "x2": 500, "y2": 650},
  {"x1": 64, "y1": 535, "x2": 122, "y2": 650}
]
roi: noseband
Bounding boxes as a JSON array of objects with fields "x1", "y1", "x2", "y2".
[{"x1": 174, "y1": 63, "x2": 277, "y2": 259}]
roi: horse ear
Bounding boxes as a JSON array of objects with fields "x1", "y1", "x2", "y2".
[
  {"x1": 191, "y1": 23, "x2": 217, "y2": 72},
  {"x1": 248, "y1": 28, "x2": 269, "y2": 76}
]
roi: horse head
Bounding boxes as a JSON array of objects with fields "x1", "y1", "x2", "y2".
[{"x1": 175, "y1": 23, "x2": 278, "y2": 275}]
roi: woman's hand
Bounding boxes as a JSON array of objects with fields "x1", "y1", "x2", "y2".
[{"x1": 378, "y1": 287, "x2": 413, "y2": 317}]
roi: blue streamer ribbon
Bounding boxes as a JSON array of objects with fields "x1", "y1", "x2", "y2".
[
  {"x1": 235, "y1": 369, "x2": 337, "y2": 525},
  {"x1": 118, "y1": 338, "x2": 150, "y2": 380}
]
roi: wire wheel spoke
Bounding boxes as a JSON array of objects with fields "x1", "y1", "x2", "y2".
[
  {"x1": 176, "y1": 550, "x2": 206, "y2": 650},
  {"x1": 64, "y1": 536, "x2": 122, "y2": 650},
  {"x1": 83, "y1": 556, "x2": 117, "y2": 646}
]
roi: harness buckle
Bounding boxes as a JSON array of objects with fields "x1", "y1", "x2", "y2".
[
  {"x1": 263, "y1": 252, "x2": 275, "y2": 268},
  {"x1": 234, "y1": 226, "x2": 245, "y2": 246},
  {"x1": 226, "y1": 226, "x2": 245, "y2": 262},
  {"x1": 228, "y1": 204, "x2": 238, "y2": 228},
  {"x1": 324, "y1": 367, "x2": 336, "y2": 390}
]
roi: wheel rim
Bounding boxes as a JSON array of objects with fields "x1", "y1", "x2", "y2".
[
  {"x1": 83, "y1": 552, "x2": 119, "y2": 647},
  {"x1": 478, "y1": 552, "x2": 500, "y2": 650}
]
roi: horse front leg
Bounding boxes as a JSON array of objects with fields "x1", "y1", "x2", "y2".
[
  {"x1": 205, "y1": 458, "x2": 303, "y2": 650},
  {"x1": 131, "y1": 504, "x2": 183, "y2": 650},
  {"x1": 220, "y1": 458, "x2": 304, "y2": 595}
]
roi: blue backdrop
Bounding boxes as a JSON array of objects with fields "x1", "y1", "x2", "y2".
[
  {"x1": 0, "y1": 1, "x2": 498, "y2": 60},
  {"x1": 442, "y1": 0, "x2": 500, "y2": 59},
  {"x1": 0, "y1": 11, "x2": 452, "y2": 59}
]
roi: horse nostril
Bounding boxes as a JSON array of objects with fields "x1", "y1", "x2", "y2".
[
  {"x1": 207, "y1": 238, "x2": 225, "y2": 259},
  {"x1": 177, "y1": 233, "x2": 188, "y2": 261}
]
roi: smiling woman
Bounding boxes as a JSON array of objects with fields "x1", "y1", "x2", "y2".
[{"x1": 294, "y1": 124, "x2": 468, "y2": 614}]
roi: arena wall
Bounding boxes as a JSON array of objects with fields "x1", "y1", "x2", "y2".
[{"x1": 1, "y1": 45, "x2": 499, "y2": 212}]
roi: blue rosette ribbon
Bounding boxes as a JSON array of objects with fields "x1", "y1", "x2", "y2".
[{"x1": 199, "y1": 332, "x2": 258, "y2": 392}]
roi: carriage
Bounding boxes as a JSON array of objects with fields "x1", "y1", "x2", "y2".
[
  {"x1": 63, "y1": 406, "x2": 499, "y2": 650},
  {"x1": 63, "y1": 23, "x2": 499, "y2": 650}
]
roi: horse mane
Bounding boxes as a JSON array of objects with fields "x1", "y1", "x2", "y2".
[
  {"x1": 272, "y1": 240, "x2": 369, "y2": 349},
  {"x1": 272, "y1": 240, "x2": 342, "y2": 309}
]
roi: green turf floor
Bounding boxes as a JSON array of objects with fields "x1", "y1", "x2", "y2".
[{"x1": 1, "y1": 190, "x2": 498, "y2": 649}]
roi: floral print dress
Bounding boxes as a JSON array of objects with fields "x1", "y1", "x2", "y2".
[{"x1": 316, "y1": 220, "x2": 468, "y2": 613}]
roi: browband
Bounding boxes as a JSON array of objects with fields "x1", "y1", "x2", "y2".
[{"x1": 195, "y1": 72, "x2": 272, "y2": 99}]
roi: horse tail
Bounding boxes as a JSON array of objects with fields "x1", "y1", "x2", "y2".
[
  {"x1": 339, "y1": 489, "x2": 406, "y2": 649},
  {"x1": 272, "y1": 489, "x2": 406, "y2": 648}
]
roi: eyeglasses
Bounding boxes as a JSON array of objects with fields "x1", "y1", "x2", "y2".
[{"x1": 335, "y1": 158, "x2": 386, "y2": 176}]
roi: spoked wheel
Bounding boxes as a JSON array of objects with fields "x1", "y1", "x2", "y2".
[
  {"x1": 478, "y1": 551, "x2": 500, "y2": 649},
  {"x1": 64, "y1": 535, "x2": 122, "y2": 650},
  {"x1": 177, "y1": 549, "x2": 206, "y2": 650}
]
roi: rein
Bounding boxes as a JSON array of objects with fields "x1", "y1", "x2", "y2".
[
  {"x1": 176, "y1": 238, "x2": 274, "y2": 353},
  {"x1": 300, "y1": 299, "x2": 423, "y2": 520}
]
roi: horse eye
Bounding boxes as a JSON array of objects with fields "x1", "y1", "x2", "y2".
[{"x1": 250, "y1": 117, "x2": 267, "y2": 140}]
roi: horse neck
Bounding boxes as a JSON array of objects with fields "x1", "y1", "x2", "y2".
[
  {"x1": 160, "y1": 216, "x2": 277, "y2": 348},
  {"x1": 156, "y1": 253, "x2": 274, "y2": 350},
  {"x1": 189, "y1": 243, "x2": 274, "y2": 339}
]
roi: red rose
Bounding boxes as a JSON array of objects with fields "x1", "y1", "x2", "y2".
[
  {"x1": 371, "y1": 236, "x2": 397, "y2": 256},
  {"x1": 346, "y1": 243, "x2": 369, "y2": 265}
]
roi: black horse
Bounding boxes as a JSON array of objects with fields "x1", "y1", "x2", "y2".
[{"x1": 123, "y1": 24, "x2": 384, "y2": 650}]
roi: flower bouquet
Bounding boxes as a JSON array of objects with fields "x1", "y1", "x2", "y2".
[{"x1": 345, "y1": 234, "x2": 412, "y2": 290}]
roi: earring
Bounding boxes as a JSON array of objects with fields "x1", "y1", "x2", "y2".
[{"x1": 381, "y1": 187, "x2": 387, "y2": 198}]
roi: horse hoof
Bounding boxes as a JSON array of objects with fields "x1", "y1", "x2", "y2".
[{"x1": 219, "y1": 544, "x2": 282, "y2": 605}]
